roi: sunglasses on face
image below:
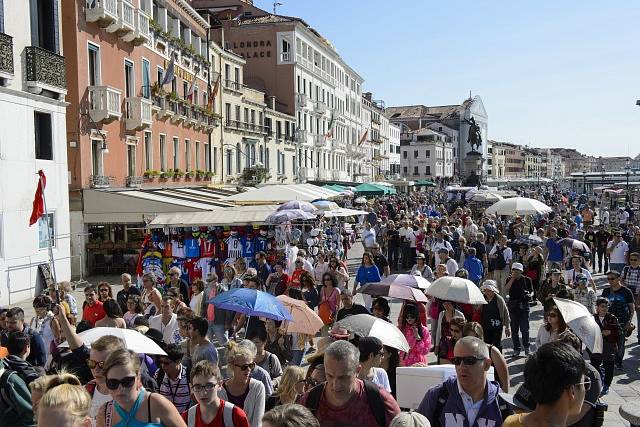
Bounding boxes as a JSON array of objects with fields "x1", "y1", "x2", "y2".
[
  {"x1": 192, "y1": 383, "x2": 216, "y2": 393},
  {"x1": 451, "y1": 328, "x2": 461, "y2": 334},
  {"x1": 547, "y1": 313, "x2": 558, "y2": 318},
  {"x1": 158, "y1": 359, "x2": 175, "y2": 366},
  {"x1": 451, "y1": 356, "x2": 484, "y2": 366},
  {"x1": 87, "y1": 359, "x2": 105, "y2": 370},
  {"x1": 235, "y1": 362, "x2": 255, "y2": 371},
  {"x1": 607, "y1": 277, "x2": 617, "y2": 281},
  {"x1": 575, "y1": 376, "x2": 591, "y2": 391},
  {"x1": 105, "y1": 376, "x2": 136, "y2": 390},
  {"x1": 99, "y1": 289, "x2": 109, "y2": 292},
  {"x1": 305, "y1": 378, "x2": 319, "y2": 387}
]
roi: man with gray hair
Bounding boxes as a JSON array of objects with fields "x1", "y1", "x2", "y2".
[
  {"x1": 417, "y1": 336, "x2": 512, "y2": 426},
  {"x1": 300, "y1": 340, "x2": 400, "y2": 426}
]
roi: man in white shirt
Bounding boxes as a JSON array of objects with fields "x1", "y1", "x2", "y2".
[
  {"x1": 297, "y1": 249, "x2": 315, "y2": 273},
  {"x1": 607, "y1": 231, "x2": 629, "y2": 274},
  {"x1": 431, "y1": 230, "x2": 453, "y2": 265},
  {"x1": 149, "y1": 295, "x2": 179, "y2": 344},
  {"x1": 601, "y1": 208, "x2": 610, "y2": 226},
  {"x1": 564, "y1": 255, "x2": 596, "y2": 292},
  {"x1": 438, "y1": 248, "x2": 459, "y2": 277},
  {"x1": 618, "y1": 208, "x2": 629, "y2": 226}
]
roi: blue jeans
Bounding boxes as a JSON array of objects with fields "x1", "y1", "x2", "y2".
[
  {"x1": 290, "y1": 349, "x2": 304, "y2": 366},
  {"x1": 509, "y1": 306, "x2": 530, "y2": 351},
  {"x1": 610, "y1": 263, "x2": 626, "y2": 274},
  {"x1": 208, "y1": 323, "x2": 229, "y2": 346}
]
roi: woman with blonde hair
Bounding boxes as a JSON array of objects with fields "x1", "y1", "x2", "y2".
[
  {"x1": 96, "y1": 348, "x2": 184, "y2": 427},
  {"x1": 265, "y1": 366, "x2": 305, "y2": 411},
  {"x1": 29, "y1": 373, "x2": 56, "y2": 418},
  {"x1": 141, "y1": 273, "x2": 162, "y2": 318},
  {"x1": 218, "y1": 341, "x2": 266, "y2": 427},
  {"x1": 262, "y1": 404, "x2": 318, "y2": 427},
  {"x1": 37, "y1": 373, "x2": 92, "y2": 427}
]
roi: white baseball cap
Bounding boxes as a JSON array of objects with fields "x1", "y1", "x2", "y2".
[{"x1": 511, "y1": 262, "x2": 524, "y2": 271}]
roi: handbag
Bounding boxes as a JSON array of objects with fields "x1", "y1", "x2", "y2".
[
  {"x1": 318, "y1": 301, "x2": 333, "y2": 325},
  {"x1": 625, "y1": 322, "x2": 636, "y2": 338}
]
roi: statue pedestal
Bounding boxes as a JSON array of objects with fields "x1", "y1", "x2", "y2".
[{"x1": 463, "y1": 150, "x2": 484, "y2": 187}]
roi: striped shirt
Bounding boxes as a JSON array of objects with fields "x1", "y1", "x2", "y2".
[
  {"x1": 622, "y1": 266, "x2": 640, "y2": 295},
  {"x1": 160, "y1": 364, "x2": 191, "y2": 413}
]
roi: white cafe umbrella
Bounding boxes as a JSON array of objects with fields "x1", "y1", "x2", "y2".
[
  {"x1": 59, "y1": 327, "x2": 167, "y2": 355},
  {"x1": 484, "y1": 197, "x2": 552, "y2": 216},
  {"x1": 380, "y1": 274, "x2": 430, "y2": 290},
  {"x1": 552, "y1": 297, "x2": 603, "y2": 353},
  {"x1": 425, "y1": 277, "x2": 487, "y2": 305},
  {"x1": 336, "y1": 314, "x2": 409, "y2": 352}
]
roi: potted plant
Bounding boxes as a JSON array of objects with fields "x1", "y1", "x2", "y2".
[
  {"x1": 160, "y1": 170, "x2": 174, "y2": 179},
  {"x1": 185, "y1": 170, "x2": 196, "y2": 179},
  {"x1": 195, "y1": 169, "x2": 206, "y2": 179},
  {"x1": 205, "y1": 171, "x2": 214, "y2": 179},
  {"x1": 173, "y1": 168, "x2": 185, "y2": 178},
  {"x1": 143, "y1": 170, "x2": 160, "y2": 178}
]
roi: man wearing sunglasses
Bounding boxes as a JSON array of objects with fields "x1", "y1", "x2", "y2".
[{"x1": 417, "y1": 336, "x2": 512, "y2": 427}]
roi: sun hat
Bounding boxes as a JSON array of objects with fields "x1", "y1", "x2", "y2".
[
  {"x1": 389, "y1": 412, "x2": 431, "y2": 427},
  {"x1": 511, "y1": 262, "x2": 524, "y2": 271},
  {"x1": 480, "y1": 281, "x2": 499, "y2": 294},
  {"x1": 306, "y1": 336, "x2": 332, "y2": 363}
]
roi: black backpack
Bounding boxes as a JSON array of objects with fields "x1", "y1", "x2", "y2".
[
  {"x1": 494, "y1": 247, "x2": 507, "y2": 270},
  {"x1": 304, "y1": 380, "x2": 386, "y2": 427},
  {"x1": 431, "y1": 385, "x2": 512, "y2": 427}
]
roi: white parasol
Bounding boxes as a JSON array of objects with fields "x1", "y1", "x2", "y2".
[
  {"x1": 484, "y1": 197, "x2": 552, "y2": 216},
  {"x1": 59, "y1": 327, "x2": 167, "y2": 355},
  {"x1": 552, "y1": 297, "x2": 603, "y2": 353},
  {"x1": 380, "y1": 273, "x2": 430, "y2": 290},
  {"x1": 335, "y1": 314, "x2": 409, "y2": 352},
  {"x1": 425, "y1": 276, "x2": 487, "y2": 305}
]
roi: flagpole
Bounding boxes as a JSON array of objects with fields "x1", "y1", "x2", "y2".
[{"x1": 38, "y1": 173, "x2": 59, "y2": 299}]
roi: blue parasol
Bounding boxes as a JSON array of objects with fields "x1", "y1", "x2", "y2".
[{"x1": 209, "y1": 288, "x2": 293, "y2": 321}]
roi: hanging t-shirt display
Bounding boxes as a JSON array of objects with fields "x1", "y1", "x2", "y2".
[
  {"x1": 226, "y1": 234, "x2": 243, "y2": 261},
  {"x1": 171, "y1": 239, "x2": 186, "y2": 258},
  {"x1": 184, "y1": 238, "x2": 200, "y2": 258}
]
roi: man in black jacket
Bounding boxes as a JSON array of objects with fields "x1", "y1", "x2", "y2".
[
  {"x1": 4, "y1": 331, "x2": 45, "y2": 385},
  {"x1": 1, "y1": 308, "x2": 47, "y2": 367},
  {"x1": 336, "y1": 291, "x2": 370, "y2": 321},
  {"x1": 505, "y1": 262, "x2": 534, "y2": 357}
]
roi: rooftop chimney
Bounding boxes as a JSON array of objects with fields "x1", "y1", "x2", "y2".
[{"x1": 267, "y1": 95, "x2": 276, "y2": 110}]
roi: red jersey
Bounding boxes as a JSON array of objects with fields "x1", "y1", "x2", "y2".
[
  {"x1": 83, "y1": 300, "x2": 106, "y2": 325},
  {"x1": 200, "y1": 238, "x2": 215, "y2": 258},
  {"x1": 180, "y1": 401, "x2": 249, "y2": 427}
]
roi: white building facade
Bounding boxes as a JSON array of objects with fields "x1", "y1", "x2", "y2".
[
  {"x1": 400, "y1": 129, "x2": 454, "y2": 180},
  {"x1": 0, "y1": 0, "x2": 71, "y2": 305},
  {"x1": 388, "y1": 123, "x2": 401, "y2": 177}
]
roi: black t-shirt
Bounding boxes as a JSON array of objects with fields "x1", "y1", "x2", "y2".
[
  {"x1": 471, "y1": 241, "x2": 487, "y2": 261},
  {"x1": 585, "y1": 232, "x2": 597, "y2": 250},
  {"x1": 601, "y1": 285, "x2": 634, "y2": 325},
  {"x1": 387, "y1": 230, "x2": 400, "y2": 247},
  {"x1": 336, "y1": 304, "x2": 370, "y2": 321},
  {"x1": 596, "y1": 231, "x2": 611, "y2": 251},
  {"x1": 507, "y1": 276, "x2": 533, "y2": 304},
  {"x1": 373, "y1": 253, "x2": 389, "y2": 274},
  {"x1": 116, "y1": 286, "x2": 141, "y2": 313}
]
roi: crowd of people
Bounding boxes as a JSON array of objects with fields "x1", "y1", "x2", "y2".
[{"x1": 0, "y1": 186, "x2": 637, "y2": 427}]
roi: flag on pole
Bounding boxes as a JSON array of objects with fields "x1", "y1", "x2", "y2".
[
  {"x1": 324, "y1": 111, "x2": 335, "y2": 138},
  {"x1": 161, "y1": 54, "x2": 175, "y2": 86},
  {"x1": 186, "y1": 78, "x2": 196, "y2": 102},
  {"x1": 357, "y1": 129, "x2": 369, "y2": 146},
  {"x1": 207, "y1": 74, "x2": 221, "y2": 111},
  {"x1": 29, "y1": 170, "x2": 46, "y2": 226}
]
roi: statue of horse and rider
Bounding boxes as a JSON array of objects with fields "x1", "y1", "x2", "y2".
[{"x1": 464, "y1": 117, "x2": 483, "y2": 152}]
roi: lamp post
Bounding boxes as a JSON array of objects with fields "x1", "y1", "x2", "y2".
[
  {"x1": 625, "y1": 160, "x2": 631, "y2": 202},
  {"x1": 582, "y1": 167, "x2": 587, "y2": 194},
  {"x1": 601, "y1": 165, "x2": 605, "y2": 188}
]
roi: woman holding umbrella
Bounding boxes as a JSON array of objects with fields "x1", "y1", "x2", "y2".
[
  {"x1": 398, "y1": 304, "x2": 432, "y2": 366},
  {"x1": 535, "y1": 305, "x2": 568, "y2": 348}
]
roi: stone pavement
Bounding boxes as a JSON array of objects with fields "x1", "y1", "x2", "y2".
[{"x1": 10, "y1": 246, "x2": 640, "y2": 426}]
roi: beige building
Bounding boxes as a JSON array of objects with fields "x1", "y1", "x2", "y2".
[
  {"x1": 488, "y1": 141, "x2": 524, "y2": 177},
  {"x1": 524, "y1": 148, "x2": 545, "y2": 178},
  {"x1": 400, "y1": 128, "x2": 454, "y2": 179}
]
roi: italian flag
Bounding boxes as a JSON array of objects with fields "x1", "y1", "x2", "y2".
[
  {"x1": 357, "y1": 129, "x2": 368, "y2": 146},
  {"x1": 325, "y1": 112, "x2": 335, "y2": 138}
]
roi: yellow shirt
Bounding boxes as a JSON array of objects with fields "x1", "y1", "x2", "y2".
[{"x1": 503, "y1": 414, "x2": 526, "y2": 427}]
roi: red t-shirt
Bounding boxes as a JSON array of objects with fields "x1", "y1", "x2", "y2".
[
  {"x1": 290, "y1": 269, "x2": 304, "y2": 288},
  {"x1": 180, "y1": 401, "x2": 249, "y2": 427},
  {"x1": 299, "y1": 379, "x2": 400, "y2": 427},
  {"x1": 83, "y1": 300, "x2": 106, "y2": 325}
]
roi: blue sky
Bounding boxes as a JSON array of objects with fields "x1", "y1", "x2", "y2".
[{"x1": 255, "y1": 0, "x2": 640, "y2": 157}]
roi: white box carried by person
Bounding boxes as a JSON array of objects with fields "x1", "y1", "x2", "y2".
[{"x1": 396, "y1": 365, "x2": 495, "y2": 410}]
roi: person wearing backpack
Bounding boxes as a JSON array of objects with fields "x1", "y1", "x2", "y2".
[
  {"x1": 0, "y1": 359, "x2": 35, "y2": 427},
  {"x1": 299, "y1": 340, "x2": 400, "y2": 427},
  {"x1": 182, "y1": 360, "x2": 249, "y2": 427},
  {"x1": 489, "y1": 236, "x2": 513, "y2": 295},
  {"x1": 417, "y1": 336, "x2": 512, "y2": 427}
]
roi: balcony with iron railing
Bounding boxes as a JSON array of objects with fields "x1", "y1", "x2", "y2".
[
  {"x1": 225, "y1": 119, "x2": 243, "y2": 130},
  {"x1": 86, "y1": 0, "x2": 119, "y2": 27},
  {"x1": 0, "y1": 32, "x2": 14, "y2": 85},
  {"x1": 296, "y1": 93, "x2": 309, "y2": 108},
  {"x1": 124, "y1": 97, "x2": 152, "y2": 130},
  {"x1": 314, "y1": 135, "x2": 326, "y2": 148},
  {"x1": 25, "y1": 46, "x2": 67, "y2": 97},
  {"x1": 88, "y1": 86, "x2": 122, "y2": 123},
  {"x1": 280, "y1": 52, "x2": 292, "y2": 62},
  {"x1": 296, "y1": 129, "x2": 309, "y2": 143}
]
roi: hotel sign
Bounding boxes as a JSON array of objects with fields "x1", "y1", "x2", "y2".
[
  {"x1": 231, "y1": 40, "x2": 272, "y2": 59},
  {"x1": 164, "y1": 60, "x2": 197, "y2": 83}
]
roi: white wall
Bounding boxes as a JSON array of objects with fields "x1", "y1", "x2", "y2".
[{"x1": 0, "y1": 90, "x2": 71, "y2": 305}]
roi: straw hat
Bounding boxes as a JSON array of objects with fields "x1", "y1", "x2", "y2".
[{"x1": 306, "y1": 336, "x2": 332, "y2": 363}]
